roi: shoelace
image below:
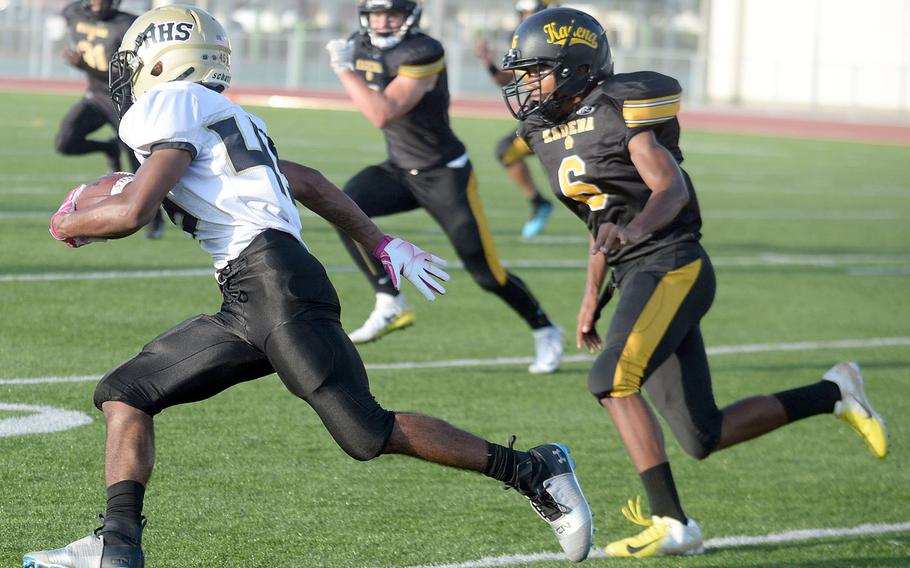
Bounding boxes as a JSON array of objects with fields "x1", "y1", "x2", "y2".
[
  {"x1": 621, "y1": 496, "x2": 654, "y2": 528},
  {"x1": 501, "y1": 435, "x2": 570, "y2": 521},
  {"x1": 529, "y1": 494, "x2": 568, "y2": 522},
  {"x1": 215, "y1": 258, "x2": 249, "y2": 304},
  {"x1": 221, "y1": 278, "x2": 248, "y2": 304},
  {"x1": 93, "y1": 514, "x2": 148, "y2": 541}
]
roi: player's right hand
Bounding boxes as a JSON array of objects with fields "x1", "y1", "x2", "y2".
[
  {"x1": 576, "y1": 294, "x2": 603, "y2": 353},
  {"x1": 373, "y1": 235, "x2": 450, "y2": 301},
  {"x1": 473, "y1": 38, "x2": 494, "y2": 64},
  {"x1": 325, "y1": 38, "x2": 355, "y2": 73},
  {"x1": 61, "y1": 48, "x2": 83, "y2": 67},
  {"x1": 49, "y1": 185, "x2": 91, "y2": 248}
]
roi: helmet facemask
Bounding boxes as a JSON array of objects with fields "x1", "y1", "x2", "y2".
[
  {"x1": 502, "y1": 62, "x2": 571, "y2": 124},
  {"x1": 109, "y1": 46, "x2": 138, "y2": 118},
  {"x1": 358, "y1": 0, "x2": 421, "y2": 49}
]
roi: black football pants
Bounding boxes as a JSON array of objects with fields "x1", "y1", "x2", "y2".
[
  {"x1": 588, "y1": 242, "x2": 724, "y2": 457},
  {"x1": 54, "y1": 90, "x2": 140, "y2": 171},
  {"x1": 337, "y1": 159, "x2": 551, "y2": 329},
  {"x1": 94, "y1": 230, "x2": 395, "y2": 460}
]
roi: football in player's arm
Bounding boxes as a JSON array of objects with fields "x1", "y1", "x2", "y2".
[
  {"x1": 322, "y1": 0, "x2": 565, "y2": 375},
  {"x1": 25, "y1": 5, "x2": 594, "y2": 567},
  {"x1": 501, "y1": 7, "x2": 890, "y2": 559}
]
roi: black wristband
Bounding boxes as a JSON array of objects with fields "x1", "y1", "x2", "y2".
[{"x1": 487, "y1": 63, "x2": 499, "y2": 76}]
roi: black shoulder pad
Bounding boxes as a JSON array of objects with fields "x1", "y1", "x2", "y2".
[
  {"x1": 397, "y1": 34, "x2": 445, "y2": 67},
  {"x1": 602, "y1": 71, "x2": 682, "y2": 130}
]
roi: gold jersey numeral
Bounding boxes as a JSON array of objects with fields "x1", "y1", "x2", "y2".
[
  {"x1": 76, "y1": 40, "x2": 108, "y2": 72},
  {"x1": 558, "y1": 155, "x2": 606, "y2": 211}
]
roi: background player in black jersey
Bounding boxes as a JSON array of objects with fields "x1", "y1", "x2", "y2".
[
  {"x1": 473, "y1": 0, "x2": 557, "y2": 239},
  {"x1": 324, "y1": 0, "x2": 563, "y2": 374},
  {"x1": 24, "y1": 6, "x2": 593, "y2": 566},
  {"x1": 57, "y1": 0, "x2": 164, "y2": 239},
  {"x1": 500, "y1": 7, "x2": 889, "y2": 558}
]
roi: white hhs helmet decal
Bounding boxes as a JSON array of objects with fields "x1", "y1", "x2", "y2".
[{"x1": 109, "y1": 4, "x2": 231, "y2": 115}]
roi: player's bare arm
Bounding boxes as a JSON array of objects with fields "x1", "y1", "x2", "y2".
[
  {"x1": 577, "y1": 234, "x2": 608, "y2": 353},
  {"x1": 279, "y1": 159, "x2": 384, "y2": 250},
  {"x1": 474, "y1": 38, "x2": 512, "y2": 87},
  {"x1": 592, "y1": 130, "x2": 689, "y2": 253},
  {"x1": 52, "y1": 149, "x2": 190, "y2": 240},
  {"x1": 339, "y1": 70, "x2": 436, "y2": 128}
]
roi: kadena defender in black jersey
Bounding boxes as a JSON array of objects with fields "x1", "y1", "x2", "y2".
[
  {"x1": 57, "y1": 0, "x2": 135, "y2": 172},
  {"x1": 501, "y1": 6, "x2": 890, "y2": 559},
  {"x1": 324, "y1": 0, "x2": 564, "y2": 375}
]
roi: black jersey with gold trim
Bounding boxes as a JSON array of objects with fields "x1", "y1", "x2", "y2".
[
  {"x1": 518, "y1": 71, "x2": 702, "y2": 265},
  {"x1": 63, "y1": 1, "x2": 136, "y2": 96},
  {"x1": 352, "y1": 32, "x2": 466, "y2": 171}
]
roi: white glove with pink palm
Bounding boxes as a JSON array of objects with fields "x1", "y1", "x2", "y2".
[{"x1": 373, "y1": 235, "x2": 450, "y2": 301}]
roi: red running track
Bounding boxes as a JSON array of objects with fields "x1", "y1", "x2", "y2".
[{"x1": 3, "y1": 77, "x2": 909, "y2": 146}]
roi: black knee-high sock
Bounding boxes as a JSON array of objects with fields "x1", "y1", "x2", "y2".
[
  {"x1": 640, "y1": 462, "x2": 686, "y2": 523},
  {"x1": 484, "y1": 442, "x2": 530, "y2": 485},
  {"x1": 336, "y1": 228, "x2": 398, "y2": 296},
  {"x1": 531, "y1": 194, "x2": 549, "y2": 208},
  {"x1": 773, "y1": 380, "x2": 841, "y2": 423},
  {"x1": 103, "y1": 480, "x2": 146, "y2": 545},
  {"x1": 488, "y1": 273, "x2": 552, "y2": 329}
]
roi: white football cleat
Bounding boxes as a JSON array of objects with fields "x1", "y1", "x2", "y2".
[
  {"x1": 24, "y1": 534, "x2": 103, "y2": 568},
  {"x1": 24, "y1": 518, "x2": 145, "y2": 568},
  {"x1": 529, "y1": 325, "x2": 563, "y2": 374},
  {"x1": 605, "y1": 497, "x2": 703, "y2": 558},
  {"x1": 348, "y1": 292, "x2": 415, "y2": 344},
  {"x1": 523, "y1": 444, "x2": 594, "y2": 562},
  {"x1": 823, "y1": 361, "x2": 889, "y2": 458},
  {"x1": 23, "y1": 533, "x2": 142, "y2": 568}
]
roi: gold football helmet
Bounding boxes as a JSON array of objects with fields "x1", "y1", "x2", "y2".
[{"x1": 109, "y1": 4, "x2": 231, "y2": 116}]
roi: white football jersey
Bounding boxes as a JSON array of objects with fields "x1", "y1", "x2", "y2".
[{"x1": 120, "y1": 82, "x2": 304, "y2": 269}]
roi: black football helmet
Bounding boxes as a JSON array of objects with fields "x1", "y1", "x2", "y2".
[
  {"x1": 358, "y1": 0, "x2": 422, "y2": 49},
  {"x1": 81, "y1": 0, "x2": 120, "y2": 20},
  {"x1": 501, "y1": 8, "x2": 612, "y2": 123}
]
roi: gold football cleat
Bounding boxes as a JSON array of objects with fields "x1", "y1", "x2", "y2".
[
  {"x1": 604, "y1": 496, "x2": 704, "y2": 558},
  {"x1": 824, "y1": 362, "x2": 889, "y2": 458}
]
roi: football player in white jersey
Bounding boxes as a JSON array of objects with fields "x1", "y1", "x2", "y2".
[{"x1": 25, "y1": 5, "x2": 593, "y2": 567}]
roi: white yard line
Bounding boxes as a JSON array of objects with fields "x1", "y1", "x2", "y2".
[
  {"x1": 3, "y1": 254, "x2": 910, "y2": 282},
  {"x1": 2, "y1": 337, "x2": 908, "y2": 385},
  {"x1": 403, "y1": 521, "x2": 910, "y2": 567}
]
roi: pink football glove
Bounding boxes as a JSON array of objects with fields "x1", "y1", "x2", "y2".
[
  {"x1": 49, "y1": 184, "x2": 94, "y2": 248},
  {"x1": 373, "y1": 235, "x2": 450, "y2": 301}
]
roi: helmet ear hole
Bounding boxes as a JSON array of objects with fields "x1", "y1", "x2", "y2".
[{"x1": 150, "y1": 61, "x2": 163, "y2": 77}]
